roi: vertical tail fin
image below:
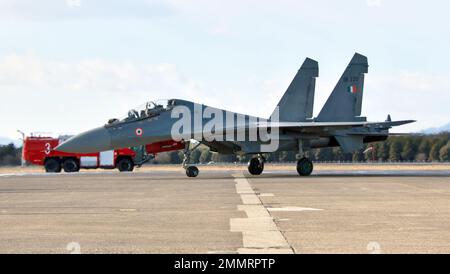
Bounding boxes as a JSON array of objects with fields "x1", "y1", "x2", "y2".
[
  {"x1": 270, "y1": 58, "x2": 318, "y2": 122},
  {"x1": 316, "y1": 53, "x2": 368, "y2": 122}
]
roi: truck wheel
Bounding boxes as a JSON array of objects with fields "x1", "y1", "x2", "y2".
[
  {"x1": 44, "y1": 158, "x2": 61, "y2": 173},
  {"x1": 117, "y1": 158, "x2": 134, "y2": 172},
  {"x1": 63, "y1": 158, "x2": 80, "y2": 173}
]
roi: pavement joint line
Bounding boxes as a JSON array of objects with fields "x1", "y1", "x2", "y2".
[{"x1": 230, "y1": 172, "x2": 294, "y2": 254}]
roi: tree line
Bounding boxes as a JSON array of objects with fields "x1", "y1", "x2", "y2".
[
  {"x1": 1, "y1": 132, "x2": 449, "y2": 166},
  {"x1": 0, "y1": 144, "x2": 22, "y2": 166}
]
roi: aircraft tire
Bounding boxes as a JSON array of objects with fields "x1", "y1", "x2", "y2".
[
  {"x1": 117, "y1": 157, "x2": 134, "y2": 172},
  {"x1": 248, "y1": 158, "x2": 264, "y2": 175},
  {"x1": 297, "y1": 157, "x2": 313, "y2": 176},
  {"x1": 44, "y1": 158, "x2": 62, "y2": 173},
  {"x1": 63, "y1": 158, "x2": 80, "y2": 173},
  {"x1": 186, "y1": 166, "x2": 199, "y2": 177}
]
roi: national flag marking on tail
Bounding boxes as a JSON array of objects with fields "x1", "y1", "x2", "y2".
[{"x1": 348, "y1": 85, "x2": 358, "y2": 94}]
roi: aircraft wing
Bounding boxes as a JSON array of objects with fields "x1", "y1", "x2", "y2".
[
  {"x1": 254, "y1": 120, "x2": 416, "y2": 133},
  {"x1": 191, "y1": 120, "x2": 416, "y2": 140}
]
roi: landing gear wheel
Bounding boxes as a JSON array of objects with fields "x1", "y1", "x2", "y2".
[
  {"x1": 117, "y1": 158, "x2": 134, "y2": 172},
  {"x1": 186, "y1": 166, "x2": 199, "y2": 177},
  {"x1": 63, "y1": 158, "x2": 80, "y2": 173},
  {"x1": 44, "y1": 158, "x2": 61, "y2": 173},
  {"x1": 248, "y1": 157, "x2": 264, "y2": 175},
  {"x1": 182, "y1": 141, "x2": 202, "y2": 177},
  {"x1": 297, "y1": 157, "x2": 313, "y2": 176}
]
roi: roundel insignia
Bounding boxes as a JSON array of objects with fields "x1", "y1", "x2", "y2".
[{"x1": 135, "y1": 128, "x2": 143, "y2": 136}]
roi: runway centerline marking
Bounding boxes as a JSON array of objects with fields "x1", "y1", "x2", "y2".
[{"x1": 230, "y1": 173, "x2": 294, "y2": 254}]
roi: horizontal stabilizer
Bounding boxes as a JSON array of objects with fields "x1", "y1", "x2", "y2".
[
  {"x1": 383, "y1": 120, "x2": 416, "y2": 127},
  {"x1": 388, "y1": 132, "x2": 423, "y2": 136}
]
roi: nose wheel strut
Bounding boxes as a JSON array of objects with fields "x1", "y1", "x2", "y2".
[{"x1": 182, "y1": 141, "x2": 201, "y2": 177}]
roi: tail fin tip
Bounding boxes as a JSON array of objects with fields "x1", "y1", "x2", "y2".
[
  {"x1": 316, "y1": 53, "x2": 369, "y2": 122},
  {"x1": 301, "y1": 58, "x2": 319, "y2": 76},
  {"x1": 271, "y1": 57, "x2": 318, "y2": 122},
  {"x1": 350, "y1": 53, "x2": 368, "y2": 73}
]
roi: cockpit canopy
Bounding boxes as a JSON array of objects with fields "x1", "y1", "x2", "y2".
[{"x1": 107, "y1": 99, "x2": 176, "y2": 125}]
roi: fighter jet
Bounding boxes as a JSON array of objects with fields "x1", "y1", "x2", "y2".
[{"x1": 56, "y1": 53, "x2": 415, "y2": 177}]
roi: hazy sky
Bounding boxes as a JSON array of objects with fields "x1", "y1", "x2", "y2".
[{"x1": 1, "y1": 0, "x2": 449, "y2": 139}]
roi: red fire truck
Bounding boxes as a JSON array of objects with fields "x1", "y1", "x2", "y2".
[{"x1": 22, "y1": 134, "x2": 185, "y2": 173}]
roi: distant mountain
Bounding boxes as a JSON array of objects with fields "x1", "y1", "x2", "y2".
[
  {"x1": 0, "y1": 137, "x2": 22, "y2": 147},
  {"x1": 421, "y1": 122, "x2": 450, "y2": 134}
]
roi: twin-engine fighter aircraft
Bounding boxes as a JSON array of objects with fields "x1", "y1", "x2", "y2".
[{"x1": 56, "y1": 53, "x2": 415, "y2": 177}]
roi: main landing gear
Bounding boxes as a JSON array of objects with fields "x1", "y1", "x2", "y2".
[
  {"x1": 246, "y1": 154, "x2": 313, "y2": 176},
  {"x1": 296, "y1": 157, "x2": 313, "y2": 176},
  {"x1": 295, "y1": 139, "x2": 313, "y2": 176},
  {"x1": 183, "y1": 141, "x2": 201, "y2": 177},
  {"x1": 248, "y1": 155, "x2": 265, "y2": 175}
]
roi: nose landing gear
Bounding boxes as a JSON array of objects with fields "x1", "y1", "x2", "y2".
[
  {"x1": 185, "y1": 166, "x2": 199, "y2": 177},
  {"x1": 182, "y1": 141, "x2": 201, "y2": 177}
]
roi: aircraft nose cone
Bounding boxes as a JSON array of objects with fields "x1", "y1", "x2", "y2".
[{"x1": 55, "y1": 127, "x2": 112, "y2": 153}]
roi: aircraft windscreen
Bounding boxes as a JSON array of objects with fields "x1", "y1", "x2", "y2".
[{"x1": 118, "y1": 99, "x2": 174, "y2": 123}]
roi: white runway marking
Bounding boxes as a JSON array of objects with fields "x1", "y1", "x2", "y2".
[
  {"x1": 0, "y1": 172, "x2": 115, "y2": 178},
  {"x1": 239, "y1": 194, "x2": 261, "y2": 205},
  {"x1": 230, "y1": 173, "x2": 293, "y2": 254},
  {"x1": 0, "y1": 173, "x2": 28, "y2": 177},
  {"x1": 118, "y1": 208, "x2": 137, "y2": 212},
  {"x1": 267, "y1": 207, "x2": 323, "y2": 212},
  {"x1": 276, "y1": 218, "x2": 291, "y2": 222},
  {"x1": 258, "y1": 193, "x2": 274, "y2": 197},
  {"x1": 0, "y1": 170, "x2": 179, "y2": 178},
  {"x1": 2, "y1": 169, "x2": 450, "y2": 178}
]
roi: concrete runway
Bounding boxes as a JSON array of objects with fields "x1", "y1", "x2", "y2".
[{"x1": 1, "y1": 169, "x2": 450, "y2": 253}]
